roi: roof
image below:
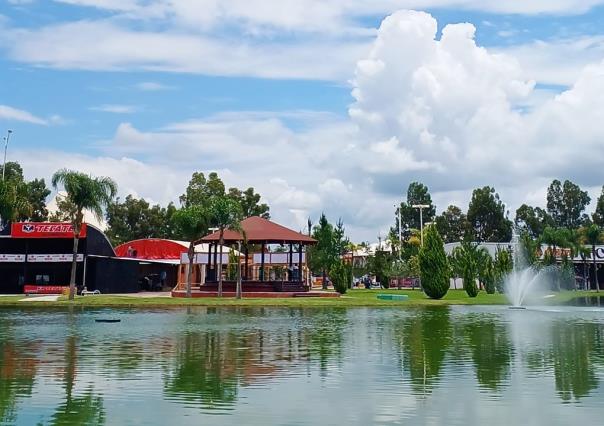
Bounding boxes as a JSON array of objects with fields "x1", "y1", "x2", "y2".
[
  {"x1": 115, "y1": 239, "x2": 236, "y2": 260},
  {"x1": 198, "y1": 216, "x2": 317, "y2": 245}
]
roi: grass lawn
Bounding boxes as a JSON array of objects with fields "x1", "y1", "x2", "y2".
[{"x1": 0, "y1": 289, "x2": 597, "y2": 308}]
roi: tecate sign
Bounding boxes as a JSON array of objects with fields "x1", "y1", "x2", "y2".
[{"x1": 11, "y1": 223, "x2": 87, "y2": 238}]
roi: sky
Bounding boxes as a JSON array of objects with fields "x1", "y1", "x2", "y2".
[{"x1": 2, "y1": 0, "x2": 604, "y2": 241}]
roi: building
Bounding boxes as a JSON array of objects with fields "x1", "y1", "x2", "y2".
[{"x1": 1, "y1": 222, "x2": 150, "y2": 294}]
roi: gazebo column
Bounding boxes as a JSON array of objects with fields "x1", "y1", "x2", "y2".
[
  {"x1": 213, "y1": 242, "x2": 218, "y2": 281},
  {"x1": 298, "y1": 243, "x2": 303, "y2": 283},
  {"x1": 244, "y1": 247, "x2": 249, "y2": 281},
  {"x1": 260, "y1": 242, "x2": 266, "y2": 281},
  {"x1": 288, "y1": 243, "x2": 293, "y2": 281},
  {"x1": 207, "y1": 243, "x2": 213, "y2": 281}
]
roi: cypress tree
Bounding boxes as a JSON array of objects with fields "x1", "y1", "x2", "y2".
[{"x1": 419, "y1": 225, "x2": 450, "y2": 299}]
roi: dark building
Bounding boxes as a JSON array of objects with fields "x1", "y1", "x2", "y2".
[{"x1": 0, "y1": 222, "x2": 151, "y2": 294}]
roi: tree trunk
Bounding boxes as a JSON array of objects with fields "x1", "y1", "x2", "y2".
[
  {"x1": 218, "y1": 231, "x2": 224, "y2": 297},
  {"x1": 322, "y1": 269, "x2": 327, "y2": 290},
  {"x1": 593, "y1": 244, "x2": 599, "y2": 292},
  {"x1": 69, "y1": 234, "x2": 79, "y2": 301},
  {"x1": 236, "y1": 242, "x2": 242, "y2": 299},
  {"x1": 186, "y1": 241, "x2": 194, "y2": 298}
]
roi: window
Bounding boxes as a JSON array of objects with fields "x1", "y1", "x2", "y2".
[{"x1": 35, "y1": 275, "x2": 50, "y2": 285}]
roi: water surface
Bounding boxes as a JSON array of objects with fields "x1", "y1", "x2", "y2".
[{"x1": 0, "y1": 305, "x2": 603, "y2": 425}]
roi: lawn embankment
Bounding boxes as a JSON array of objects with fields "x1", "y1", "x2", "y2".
[{"x1": 0, "y1": 289, "x2": 596, "y2": 308}]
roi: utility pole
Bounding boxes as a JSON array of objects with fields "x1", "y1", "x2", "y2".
[
  {"x1": 394, "y1": 204, "x2": 402, "y2": 260},
  {"x1": 2, "y1": 130, "x2": 13, "y2": 181},
  {"x1": 412, "y1": 204, "x2": 430, "y2": 246}
]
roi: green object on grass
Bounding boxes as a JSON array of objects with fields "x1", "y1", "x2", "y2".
[{"x1": 377, "y1": 294, "x2": 409, "y2": 301}]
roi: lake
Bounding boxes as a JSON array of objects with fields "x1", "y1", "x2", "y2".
[{"x1": 0, "y1": 305, "x2": 603, "y2": 425}]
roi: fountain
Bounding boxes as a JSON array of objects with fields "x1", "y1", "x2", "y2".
[{"x1": 504, "y1": 231, "x2": 556, "y2": 308}]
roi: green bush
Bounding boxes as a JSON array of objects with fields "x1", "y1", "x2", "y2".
[
  {"x1": 463, "y1": 264, "x2": 479, "y2": 297},
  {"x1": 418, "y1": 226, "x2": 450, "y2": 299},
  {"x1": 330, "y1": 261, "x2": 350, "y2": 294}
]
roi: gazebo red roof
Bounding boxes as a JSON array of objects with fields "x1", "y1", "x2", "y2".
[{"x1": 197, "y1": 216, "x2": 316, "y2": 245}]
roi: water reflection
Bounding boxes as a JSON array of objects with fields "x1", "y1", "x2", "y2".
[
  {"x1": 551, "y1": 321, "x2": 601, "y2": 402},
  {"x1": 393, "y1": 307, "x2": 451, "y2": 396},
  {"x1": 0, "y1": 307, "x2": 602, "y2": 425},
  {"x1": 462, "y1": 314, "x2": 512, "y2": 391}
]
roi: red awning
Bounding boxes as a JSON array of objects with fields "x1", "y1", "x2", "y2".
[{"x1": 115, "y1": 239, "x2": 188, "y2": 260}]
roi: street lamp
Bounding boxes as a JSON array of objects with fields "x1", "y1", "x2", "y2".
[
  {"x1": 2, "y1": 130, "x2": 13, "y2": 182},
  {"x1": 394, "y1": 204, "x2": 402, "y2": 260},
  {"x1": 412, "y1": 204, "x2": 430, "y2": 246}
]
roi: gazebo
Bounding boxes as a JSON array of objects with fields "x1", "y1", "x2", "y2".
[{"x1": 196, "y1": 216, "x2": 316, "y2": 292}]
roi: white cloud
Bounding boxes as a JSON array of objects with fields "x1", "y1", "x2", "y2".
[
  {"x1": 0, "y1": 104, "x2": 48, "y2": 125},
  {"x1": 90, "y1": 104, "x2": 139, "y2": 113},
  {"x1": 1, "y1": 20, "x2": 369, "y2": 80},
  {"x1": 134, "y1": 81, "x2": 174, "y2": 91},
  {"x1": 7, "y1": 9, "x2": 604, "y2": 241}
]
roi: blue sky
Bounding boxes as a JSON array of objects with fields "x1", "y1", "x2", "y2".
[{"x1": 2, "y1": 0, "x2": 604, "y2": 240}]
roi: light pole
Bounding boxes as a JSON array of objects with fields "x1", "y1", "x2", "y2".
[
  {"x1": 2, "y1": 130, "x2": 13, "y2": 181},
  {"x1": 394, "y1": 204, "x2": 402, "y2": 260},
  {"x1": 412, "y1": 204, "x2": 430, "y2": 246}
]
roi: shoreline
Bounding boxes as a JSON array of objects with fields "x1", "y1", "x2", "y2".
[{"x1": 0, "y1": 289, "x2": 597, "y2": 309}]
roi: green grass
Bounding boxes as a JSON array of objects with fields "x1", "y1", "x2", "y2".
[{"x1": 0, "y1": 289, "x2": 597, "y2": 309}]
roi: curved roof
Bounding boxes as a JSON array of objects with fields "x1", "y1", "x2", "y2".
[
  {"x1": 198, "y1": 216, "x2": 316, "y2": 245},
  {"x1": 115, "y1": 239, "x2": 236, "y2": 260}
]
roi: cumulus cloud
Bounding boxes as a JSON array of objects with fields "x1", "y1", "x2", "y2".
[{"x1": 7, "y1": 9, "x2": 604, "y2": 241}]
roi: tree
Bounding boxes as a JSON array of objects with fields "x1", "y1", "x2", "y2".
[
  {"x1": 207, "y1": 197, "x2": 243, "y2": 298},
  {"x1": 418, "y1": 225, "x2": 449, "y2": 299},
  {"x1": 547, "y1": 179, "x2": 591, "y2": 229},
  {"x1": 0, "y1": 179, "x2": 31, "y2": 227},
  {"x1": 493, "y1": 247, "x2": 513, "y2": 293},
  {"x1": 435, "y1": 205, "x2": 468, "y2": 243},
  {"x1": 330, "y1": 260, "x2": 350, "y2": 294},
  {"x1": 171, "y1": 205, "x2": 209, "y2": 298},
  {"x1": 393, "y1": 182, "x2": 436, "y2": 238},
  {"x1": 479, "y1": 251, "x2": 496, "y2": 294},
  {"x1": 105, "y1": 195, "x2": 176, "y2": 245},
  {"x1": 592, "y1": 186, "x2": 604, "y2": 226},
  {"x1": 467, "y1": 186, "x2": 512, "y2": 242},
  {"x1": 24, "y1": 179, "x2": 51, "y2": 221},
  {"x1": 515, "y1": 204, "x2": 552, "y2": 238},
  {"x1": 51, "y1": 169, "x2": 117, "y2": 300},
  {"x1": 583, "y1": 224, "x2": 602, "y2": 292},
  {"x1": 452, "y1": 241, "x2": 481, "y2": 297},
  {"x1": 180, "y1": 172, "x2": 226, "y2": 207},
  {"x1": 0, "y1": 162, "x2": 50, "y2": 223},
  {"x1": 227, "y1": 187, "x2": 270, "y2": 219},
  {"x1": 308, "y1": 214, "x2": 349, "y2": 290},
  {"x1": 367, "y1": 248, "x2": 391, "y2": 289}
]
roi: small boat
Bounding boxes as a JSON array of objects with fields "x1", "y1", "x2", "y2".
[{"x1": 95, "y1": 319, "x2": 121, "y2": 323}]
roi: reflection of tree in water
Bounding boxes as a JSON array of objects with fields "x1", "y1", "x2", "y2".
[
  {"x1": 0, "y1": 322, "x2": 39, "y2": 424},
  {"x1": 163, "y1": 331, "x2": 239, "y2": 410},
  {"x1": 551, "y1": 321, "x2": 601, "y2": 402},
  {"x1": 305, "y1": 309, "x2": 346, "y2": 373},
  {"x1": 462, "y1": 314, "x2": 512, "y2": 391},
  {"x1": 47, "y1": 317, "x2": 105, "y2": 426},
  {"x1": 101, "y1": 340, "x2": 145, "y2": 378},
  {"x1": 394, "y1": 307, "x2": 451, "y2": 396}
]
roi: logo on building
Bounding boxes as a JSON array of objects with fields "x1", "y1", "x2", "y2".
[{"x1": 22, "y1": 224, "x2": 35, "y2": 233}]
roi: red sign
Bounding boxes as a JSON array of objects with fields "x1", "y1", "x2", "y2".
[
  {"x1": 11, "y1": 223, "x2": 87, "y2": 239},
  {"x1": 24, "y1": 285, "x2": 68, "y2": 295}
]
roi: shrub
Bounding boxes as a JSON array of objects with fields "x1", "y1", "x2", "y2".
[
  {"x1": 330, "y1": 261, "x2": 350, "y2": 294},
  {"x1": 418, "y1": 226, "x2": 450, "y2": 299}
]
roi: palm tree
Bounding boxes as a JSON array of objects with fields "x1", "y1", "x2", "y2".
[
  {"x1": 207, "y1": 197, "x2": 243, "y2": 298},
  {"x1": 583, "y1": 224, "x2": 602, "y2": 292},
  {"x1": 172, "y1": 205, "x2": 208, "y2": 298},
  {"x1": 51, "y1": 170, "x2": 117, "y2": 300}
]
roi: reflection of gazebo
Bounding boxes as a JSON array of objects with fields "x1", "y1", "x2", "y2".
[{"x1": 196, "y1": 216, "x2": 316, "y2": 293}]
